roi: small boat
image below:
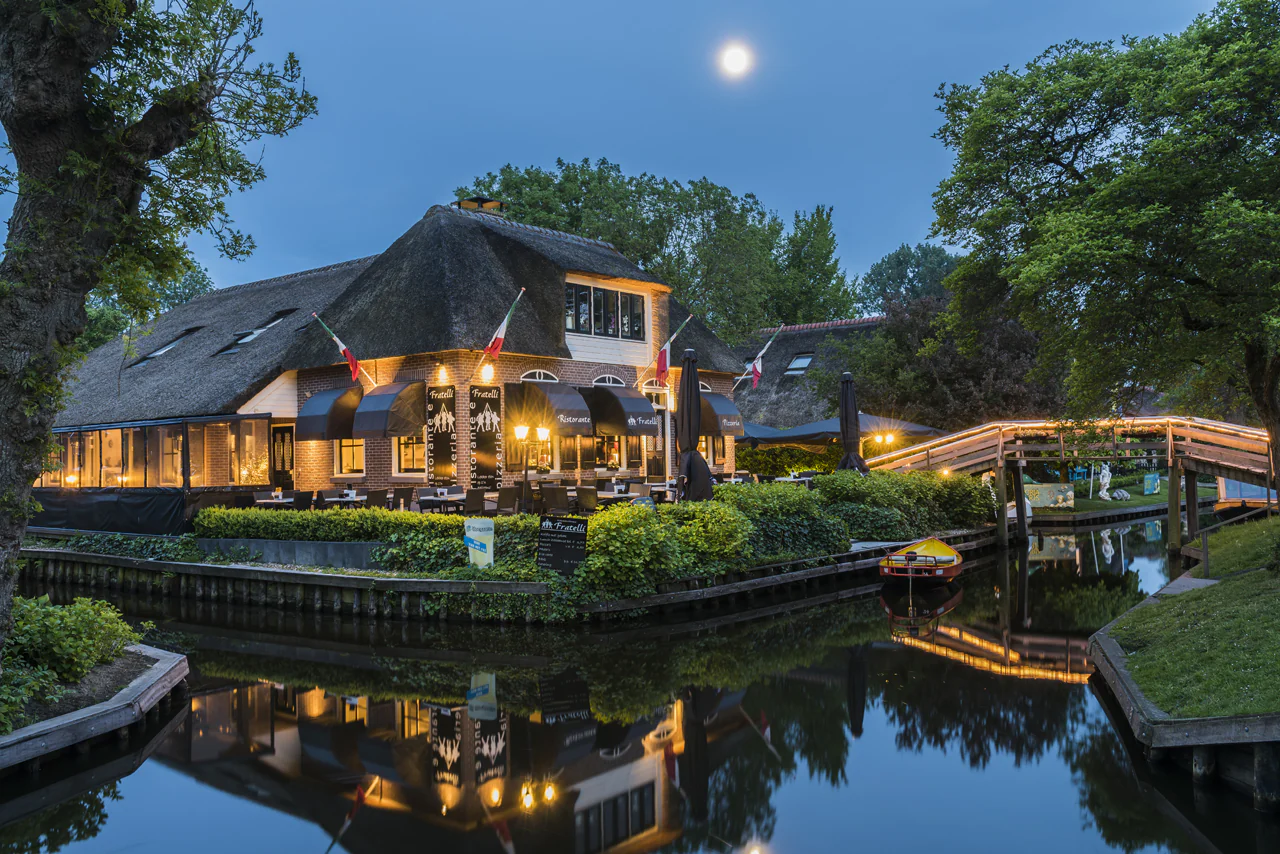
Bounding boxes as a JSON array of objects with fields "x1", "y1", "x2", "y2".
[{"x1": 878, "y1": 537, "x2": 963, "y2": 580}]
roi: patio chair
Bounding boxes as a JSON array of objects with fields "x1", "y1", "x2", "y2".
[
  {"x1": 630, "y1": 483, "x2": 652, "y2": 499},
  {"x1": 291, "y1": 490, "x2": 314, "y2": 511},
  {"x1": 541, "y1": 485, "x2": 571, "y2": 516},
  {"x1": 232, "y1": 493, "x2": 256, "y2": 509},
  {"x1": 495, "y1": 486, "x2": 520, "y2": 516},
  {"x1": 464, "y1": 488, "x2": 493, "y2": 516},
  {"x1": 575, "y1": 486, "x2": 598, "y2": 515},
  {"x1": 391, "y1": 487, "x2": 415, "y2": 511},
  {"x1": 253, "y1": 490, "x2": 275, "y2": 503}
]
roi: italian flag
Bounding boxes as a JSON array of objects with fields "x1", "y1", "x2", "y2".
[
  {"x1": 484, "y1": 288, "x2": 525, "y2": 360},
  {"x1": 313, "y1": 313, "x2": 360, "y2": 382},
  {"x1": 751, "y1": 355, "x2": 763, "y2": 389},
  {"x1": 324, "y1": 784, "x2": 366, "y2": 853},
  {"x1": 655, "y1": 314, "x2": 693, "y2": 386}
]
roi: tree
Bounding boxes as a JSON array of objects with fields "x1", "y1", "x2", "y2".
[
  {"x1": 460, "y1": 159, "x2": 848, "y2": 341},
  {"x1": 772, "y1": 205, "x2": 854, "y2": 324},
  {"x1": 0, "y1": 1, "x2": 315, "y2": 647},
  {"x1": 78, "y1": 264, "x2": 216, "y2": 354},
  {"x1": 932, "y1": 0, "x2": 1280, "y2": 484},
  {"x1": 810, "y1": 244, "x2": 1064, "y2": 432}
]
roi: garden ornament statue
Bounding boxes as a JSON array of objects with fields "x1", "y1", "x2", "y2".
[{"x1": 1098, "y1": 462, "x2": 1112, "y2": 501}]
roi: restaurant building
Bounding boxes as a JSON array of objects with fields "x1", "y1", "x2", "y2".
[{"x1": 37, "y1": 200, "x2": 743, "y2": 531}]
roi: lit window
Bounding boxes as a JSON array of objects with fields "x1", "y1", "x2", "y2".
[
  {"x1": 784, "y1": 353, "x2": 814, "y2": 376},
  {"x1": 215, "y1": 309, "x2": 297, "y2": 355},
  {"x1": 564, "y1": 284, "x2": 645, "y2": 341},
  {"x1": 395, "y1": 435, "x2": 426, "y2": 474},
  {"x1": 521, "y1": 369, "x2": 559, "y2": 383},
  {"x1": 133, "y1": 327, "x2": 203, "y2": 367},
  {"x1": 335, "y1": 439, "x2": 364, "y2": 475}
]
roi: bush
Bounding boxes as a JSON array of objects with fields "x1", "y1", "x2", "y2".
[
  {"x1": 734, "y1": 444, "x2": 841, "y2": 477},
  {"x1": 813, "y1": 469, "x2": 995, "y2": 531},
  {"x1": 194, "y1": 506, "x2": 458, "y2": 542},
  {"x1": 824, "y1": 502, "x2": 917, "y2": 541},
  {"x1": 373, "y1": 515, "x2": 540, "y2": 577},
  {"x1": 1, "y1": 595, "x2": 147, "y2": 734},
  {"x1": 64, "y1": 533, "x2": 205, "y2": 563},
  {"x1": 576, "y1": 504, "x2": 675, "y2": 600},
  {"x1": 713, "y1": 482, "x2": 850, "y2": 561},
  {"x1": 658, "y1": 501, "x2": 754, "y2": 576}
]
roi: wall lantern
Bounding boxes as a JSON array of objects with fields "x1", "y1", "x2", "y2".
[
  {"x1": 536, "y1": 427, "x2": 550, "y2": 442},
  {"x1": 514, "y1": 425, "x2": 529, "y2": 441},
  {"x1": 480, "y1": 363, "x2": 495, "y2": 384}
]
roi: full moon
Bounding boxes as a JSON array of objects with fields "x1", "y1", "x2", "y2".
[{"x1": 719, "y1": 43, "x2": 752, "y2": 78}]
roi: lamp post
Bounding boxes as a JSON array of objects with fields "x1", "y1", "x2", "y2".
[{"x1": 514, "y1": 425, "x2": 529, "y2": 513}]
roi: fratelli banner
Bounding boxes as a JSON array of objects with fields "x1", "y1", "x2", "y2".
[
  {"x1": 426, "y1": 385, "x2": 457, "y2": 485},
  {"x1": 470, "y1": 385, "x2": 502, "y2": 490}
]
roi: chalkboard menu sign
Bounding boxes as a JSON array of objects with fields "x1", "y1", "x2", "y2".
[
  {"x1": 536, "y1": 515, "x2": 588, "y2": 576},
  {"x1": 426, "y1": 385, "x2": 456, "y2": 485}
]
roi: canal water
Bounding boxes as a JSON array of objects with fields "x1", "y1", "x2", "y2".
[{"x1": 3, "y1": 517, "x2": 1273, "y2": 854}]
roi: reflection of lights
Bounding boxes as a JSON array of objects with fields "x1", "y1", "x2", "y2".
[
  {"x1": 520, "y1": 782, "x2": 534, "y2": 810},
  {"x1": 441, "y1": 804, "x2": 447, "y2": 815},
  {"x1": 935, "y1": 625, "x2": 1021, "y2": 662},
  {"x1": 543, "y1": 783, "x2": 556, "y2": 803},
  {"x1": 895, "y1": 636, "x2": 1090, "y2": 682},
  {"x1": 489, "y1": 787, "x2": 502, "y2": 805}
]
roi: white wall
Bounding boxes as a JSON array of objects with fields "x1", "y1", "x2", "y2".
[{"x1": 238, "y1": 370, "x2": 298, "y2": 418}]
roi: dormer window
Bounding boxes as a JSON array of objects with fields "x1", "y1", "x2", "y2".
[
  {"x1": 215, "y1": 309, "x2": 298, "y2": 355},
  {"x1": 132, "y1": 327, "x2": 203, "y2": 367},
  {"x1": 564, "y1": 284, "x2": 645, "y2": 341},
  {"x1": 784, "y1": 353, "x2": 814, "y2": 376}
]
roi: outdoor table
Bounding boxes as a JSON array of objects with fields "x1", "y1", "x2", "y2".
[
  {"x1": 597, "y1": 492, "x2": 644, "y2": 505},
  {"x1": 254, "y1": 497, "x2": 293, "y2": 507},
  {"x1": 418, "y1": 495, "x2": 463, "y2": 512}
]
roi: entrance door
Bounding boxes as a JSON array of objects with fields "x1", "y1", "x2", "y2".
[{"x1": 271, "y1": 425, "x2": 295, "y2": 490}]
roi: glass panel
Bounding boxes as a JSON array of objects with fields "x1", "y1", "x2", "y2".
[
  {"x1": 565, "y1": 284, "x2": 576, "y2": 331},
  {"x1": 397, "y1": 435, "x2": 426, "y2": 474},
  {"x1": 80, "y1": 431, "x2": 101, "y2": 487},
  {"x1": 236, "y1": 419, "x2": 270, "y2": 485},
  {"x1": 100, "y1": 429, "x2": 124, "y2": 487},
  {"x1": 626, "y1": 435, "x2": 640, "y2": 469},
  {"x1": 576, "y1": 286, "x2": 591, "y2": 333},
  {"x1": 146, "y1": 425, "x2": 184, "y2": 486},
  {"x1": 187, "y1": 424, "x2": 206, "y2": 487},
  {"x1": 592, "y1": 289, "x2": 604, "y2": 335},
  {"x1": 43, "y1": 435, "x2": 67, "y2": 487},
  {"x1": 62, "y1": 433, "x2": 83, "y2": 487},
  {"x1": 125, "y1": 427, "x2": 145, "y2": 487},
  {"x1": 619, "y1": 294, "x2": 631, "y2": 339},
  {"x1": 630, "y1": 295, "x2": 645, "y2": 340},
  {"x1": 596, "y1": 436, "x2": 622, "y2": 469},
  {"x1": 337, "y1": 439, "x2": 364, "y2": 474},
  {"x1": 601, "y1": 289, "x2": 618, "y2": 337}
]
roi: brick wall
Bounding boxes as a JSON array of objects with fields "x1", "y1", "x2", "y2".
[{"x1": 291, "y1": 348, "x2": 739, "y2": 493}]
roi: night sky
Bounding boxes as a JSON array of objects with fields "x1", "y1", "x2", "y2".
[{"x1": 5, "y1": 0, "x2": 1214, "y2": 289}]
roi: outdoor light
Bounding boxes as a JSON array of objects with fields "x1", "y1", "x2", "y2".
[
  {"x1": 942, "y1": 468, "x2": 950, "y2": 476},
  {"x1": 65, "y1": 474, "x2": 77, "y2": 484},
  {"x1": 875, "y1": 435, "x2": 884, "y2": 444},
  {"x1": 543, "y1": 783, "x2": 557, "y2": 802},
  {"x1": 480, "y1": 363, "x2": 495, "y2": 383},
  {"x1": 885, "y1": 433, "x2": 895, "y2": 443},
  {"x1": 437, "y1": 365, "x2": 448, "y2": 383},
  {"x1": 536, "y1": 427, "x2": 550, "y2": 442},
  {"x1": 514, "y1": 424, "x2": 529, "y2": 441}
]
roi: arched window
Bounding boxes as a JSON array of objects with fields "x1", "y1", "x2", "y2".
[
  {"x1": 520, "y1": 369, "x2": 559, "y2": 383},
  {"x1": 699, "y1": 382, "x2": 712, "y2": 392},
  {"x1": 592, "y1": 374, "x2": 625, "y2": 386}
]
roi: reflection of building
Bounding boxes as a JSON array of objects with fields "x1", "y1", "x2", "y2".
[{"x1": 156, "y1": 679, "x2": 751, "y2": 853}]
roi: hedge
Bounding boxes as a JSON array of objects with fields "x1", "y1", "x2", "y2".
[
  {"x1": 813, "y1": 469, "x2": 996, "y2": 531},
  {"x1": 194, "y1": 505, "x2": 457, "y2": 542},
  {"x1": 712, "y1": 482, "x2": 848, "y2": 562}
]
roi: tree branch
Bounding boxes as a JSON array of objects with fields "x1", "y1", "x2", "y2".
[{"x1": 121, "y1": 75, "x2": 217, "y2": 162}]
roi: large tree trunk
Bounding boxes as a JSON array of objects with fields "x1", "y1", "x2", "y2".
[{"x1": 1242, "y1": 341, "x2": 1280, "y2": 498}]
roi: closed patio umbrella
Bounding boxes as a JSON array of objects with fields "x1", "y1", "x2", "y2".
[
  {"x1": 836, "y1": 371, "x2": 869, "y2": 473},
  {"x1": 676, "y1": 349, "x2": 713, "y2": 501}
]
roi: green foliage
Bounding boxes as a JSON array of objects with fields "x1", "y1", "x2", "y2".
[
  {"x1": 932, "y1": 0, "x2": 1280, "y2": 427},
  {"x1": 77, "y1": 264, "x2": 216, "y2": 355},
  {"x1": 1203, "y1": 514, "x2": 1280, "y2": 578},
  {"x1": 813, "y1": 469, "x2": 995, "y2": 531},
  {"x1": 577, "y1": 504, "x2": 675, "y2": 599},
  {"x1": 195, "y1": 506, "x2": 462, "y2": 542},
  {"x1": 1, "y1": 596, "x2": 146, "y2": 734},
  {"x1": 823, "y1": 502, "x2": 916, "y2": 541},
  {"x1": 658, "y1": 501, "x2": 754, "y2": 576},
  {"x1": 459, "y1": 159, "x2": 851, "y2": 340},
  {"x1": 734, "y1": 444, "x2": 842, "y2": 477},
  {"x1": 713, "y1": 482, "x2": 849, "y2": 561},
  {"x1": 64, "y1": 532, "x2": 205, "y2": 563},
  {"x1": 0, "y1": 784, "x2": 119, "y2": 853}
]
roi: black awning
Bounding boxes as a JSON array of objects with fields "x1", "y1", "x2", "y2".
[
  {"x1": 700, "y1": 393, "x2": 746, "y2": 437},
  {"x1": 504, "y1": 382, "x2": 594, "y2": 437},
  {"x1": 296, "y1": 385, "x2": 363, "y2": 441},
  {"x1": 577, "y1": 385, "x2": 661, "y2": 436},
  {"x1": 352, "y1": 381, "x2": 425, "y2": 439}
]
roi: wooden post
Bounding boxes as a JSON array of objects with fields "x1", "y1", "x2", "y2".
[
  {"x1": 1255, "y1": 743, "x2": 1279, "y2": 813},
  {"x1": 1167, "y1": 457, "x2": 1183, "y2": 554},
  {"x1": 1059, "y1": 431, "x2": 1068, "y2": 483},
  {"x1": 1185, "y1": 471, "x2": 1200, "y2": 541},
  {"x1": 996, "y1": 460, "x2": 1009, "y2": 549},
  {"x1": 1192, "y1": 745, "x2": 1216, "y2": 785},
  {"x1": 1012, "y1": 469, "x2": 1028, "y2": 543}
]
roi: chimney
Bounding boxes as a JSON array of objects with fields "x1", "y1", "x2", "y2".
[{"x1": 452, "y1": 196, "x2": 508, "y2": 215}]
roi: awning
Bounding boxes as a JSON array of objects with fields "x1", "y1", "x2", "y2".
[
  {"x1": 504, "y1": 382, "x2": 594, "y2": 437},
  {"x1": 577, "y1": 385, "x2": 661, "y2": 436},
  {"x1": 295, "y1": 385, "x2": 363, "y2": 441},
  {"x1": 352, "y1": 381, "x2": 425, "y2": 439},
  {"x1": 699, "y1": 393, "x2": 745, "y2": 437}
]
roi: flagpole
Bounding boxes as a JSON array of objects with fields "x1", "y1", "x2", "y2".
[
  {"x1": 312, "y1": 312, "x2": 379, "y2": 387},
  {"x1": 634, "y1": 314, "x2": 694, "y2": 388},
  {"x1": 732, "y1": 324, "x2": 785, "y2": 391},
  {"x1": 469, "y1": 288, "x2": 526, "y2": 383}
]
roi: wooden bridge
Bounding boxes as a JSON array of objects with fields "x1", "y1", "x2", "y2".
[{"x1": 866, "y1": 416, "x2": 1274, "y2": 549}]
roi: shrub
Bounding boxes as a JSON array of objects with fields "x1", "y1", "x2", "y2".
[
  {"x1": 658, "y1": 501, "x2": 754, "y2": 576},
  {"x1": 824, "y1": 502, "x2": 917, "y2": 541},
  {"x1": 64, "y1": 533, "x2": 205, "y2": 563},
  {"x1": 735, "y1": 444, "x2": 841, "y2": 477},
  {"x1": 194, "y1": 506, "x2": 458, "y2": 542},
  {"x1": 8, "y1": 596, "x2": 145, "y2": 681},
  {"x1": 576, "y1": 503, "x2": 675, "y2": 601},
  {"x1": 813, "y1": 469, "x2": 995, "y2": 532},
  {"x1": 713, "y1": 482, "x2": 850, "y2": 561}
]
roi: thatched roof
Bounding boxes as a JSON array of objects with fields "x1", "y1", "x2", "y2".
[
  {"x1": 58, "y1": 205, "x2": 741, "y2": 428},
  {"x1": 56, "y1": 257, "x2": 376, "y2": 427},
  {"x1": 669, "y1": 298, "x2": 743, "y2": 376},
  {"x1": 731, "y1": 317, "x2": 882, "y2": 428}
]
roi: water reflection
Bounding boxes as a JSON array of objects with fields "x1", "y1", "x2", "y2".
[{"x1": 3, "y1": 519, "x2": 1274, "y2": 853}]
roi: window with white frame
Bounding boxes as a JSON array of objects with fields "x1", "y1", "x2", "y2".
[
  {"x1": 394, "y1": 434, "x2": 425, "y2": 474},
  {"x1": 593, "y1": 374, "x2": 625, "y2": 386},
  {"x1": 521, "y1": 369, "x2": 559, "y2": 383},
  {"x1": 335, "y1": 439, "x2": 364, "y2": 475}
]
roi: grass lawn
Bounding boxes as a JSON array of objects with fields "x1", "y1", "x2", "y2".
[
  {"x1": 1108, "y1": 569, "x2": 1280, "y2": 718},
  {"x1": 1195, "y1": 514, "x2": 1280, "y2": 578}
]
